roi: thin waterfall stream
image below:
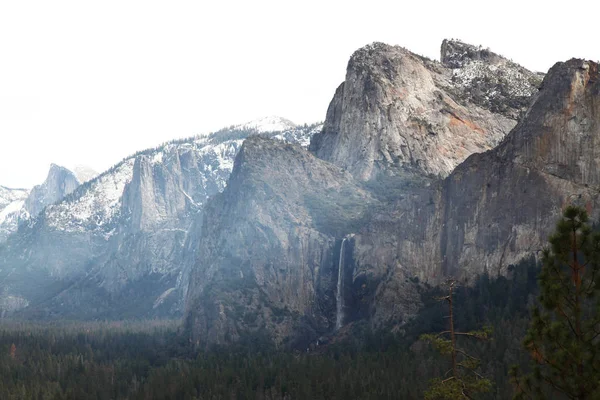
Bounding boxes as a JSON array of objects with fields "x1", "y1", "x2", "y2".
[{"x1": 335, "y1": 237, "x2": 347, "y2": 330}]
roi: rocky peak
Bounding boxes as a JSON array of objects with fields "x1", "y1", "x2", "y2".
[
  {"x1": 346, "y1": 57, "x2": 600, "y2": 329},
  {"x1": 24, "y1": 164, "x2": 80, "y2": 217},
  {"x1": 440, "y1": 39, "x2": 502, "y2": 68},
  {"x1": 310, "y1": 40, "x2": 519, "y2": 181},
  {"x1": 501, "y1": 58, "x2": 600, "y2": 182},
  {"x1": 0, "y1": 165, "x2": 80, "y2": 243}
]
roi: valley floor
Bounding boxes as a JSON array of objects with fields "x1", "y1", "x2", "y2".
[{"x1": 0, "y1": 259, "x2": 538, "y2": 399}]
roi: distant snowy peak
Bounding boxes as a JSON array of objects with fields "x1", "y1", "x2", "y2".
[
  {"x1": 42, "y1": 121, "x2": 321, "y2": 236},
  {"x1": 0, "y1": 186, "x2": 28, "y2": 208},
  {"x1": 71, "y1": 165, "x2": 99, "y2": 184},
  {"x1": 237, "y1": 116, "x2": 296, "y2": 133},
  {"x1": 25, "y1": 164, "x2": 80, "y2": 217},
  {"x1": 0, "y1": 164, "x2": 82, "y2": 242},
  {"x1": 0, "y1": 186, "x2": 29, "y2": 238}
]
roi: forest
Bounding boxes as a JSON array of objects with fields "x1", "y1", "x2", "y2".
[{"x1": 0, "y1": 259, "x2": 537, "y2": 400}]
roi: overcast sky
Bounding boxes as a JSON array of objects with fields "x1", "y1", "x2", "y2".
[{"x1": 0, "y1": 0, "x2": 598, "y2": 188}]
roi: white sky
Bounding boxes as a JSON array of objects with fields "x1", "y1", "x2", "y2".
[{"x1": 0, "y1": 0, "x2": 598, "y2": 188}]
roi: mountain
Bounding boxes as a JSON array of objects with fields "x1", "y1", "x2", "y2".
[
  {"x1": 185, "y1": 136, "x2": 376, "y2": 346},
  {"x1": 24, "y1": 164, "x2": 80, "y2": 217},
  {"x1": 350, "y1": 58, "x2": 600, "y2": 331},
  {"x1": 236, "y1": 116, "x2": 297, "y2": 133},
  {"x1": 184, "y1": 42, "x2": 599, "y2": 346},
  {"x1": 310, "y1": 40, "x2": 541, "y2": 181},
  {"x1": 71, "y1": 165, "x2": 99, "y2": 184},
  {"x1": 0, "y1": 121, "x2": 321, "y2": 319},
  {"x1": 0, "y1": 165, "x2": 81, "y2": 243},
  {"x1": 0, "y1": 186, "x2": 29, "y2": 242}
]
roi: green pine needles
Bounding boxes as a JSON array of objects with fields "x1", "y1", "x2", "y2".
[{"x1": 511, "y1": 205, "x2": 600, "y2": 399}]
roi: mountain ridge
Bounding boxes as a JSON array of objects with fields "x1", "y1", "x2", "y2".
[{"x1": 0, "y1": 121, "x2": 322, "y2": 319}]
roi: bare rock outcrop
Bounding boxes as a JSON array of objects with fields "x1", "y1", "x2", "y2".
[{"x1": 310, "y1": 41, "x2": 541, "y2": 181}]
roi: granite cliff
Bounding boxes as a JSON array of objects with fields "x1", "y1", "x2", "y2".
[
  {"x1": 185, "y1": 43, "x2": 600, "y2": 345},
  {"x1": 0, "y1": 164, "x2": 81, "y2": 242},
  {"x1": 185, "y1": 137, "x2": 375, "y2": 346},
  {"x1": 310, "y1": 40, "x2": 541, "y2": 181}
]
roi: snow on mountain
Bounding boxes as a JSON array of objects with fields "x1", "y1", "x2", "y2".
[
  {"x1": 440, "y1": 39, "x2": 543, "y2": 120},
  {"x1": 0, "y1": 165, "x2": 81, "y2": 242},
  {"x1": 0, "y1": 186, "x2": 29, "y2": 242},
  {"x1": 0, "y1": 199, "x2": 25, "y2": 224},
  {"x1": 237, "y1": 116, "x2": 297, "y2": 133},
  {"x1": 0, "y1": 186, "x2": 28, "y2": 208},
  {"x1": 43, "y1": 122, "x2": 321, "y2": 237},
  {"x1": 71, "y1": 165, "x2": 99, "y2": 184},
  {"x1": 0, "y1": 121, "x2": 322, "y2": 318},
  {"x1": 46, "y1": 159, "x2": 135, "y2": 234}
]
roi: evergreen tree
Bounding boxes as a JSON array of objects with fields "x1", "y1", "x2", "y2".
[
  {"x1": 511, "y1": 206, "x2": 600, "y2": 399},
  {"x1": 421, "y1": 280, "x2": 492, "y2": 399}
]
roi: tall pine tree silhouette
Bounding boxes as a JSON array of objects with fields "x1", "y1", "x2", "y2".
[{"x1": 512, "y1": 205, "x2": 600, "y2": 399}]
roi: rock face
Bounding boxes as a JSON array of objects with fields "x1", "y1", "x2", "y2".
[
  {"x1": 185, "y1": 136, "x2": 375, "y2": 346},
  {"x1": 310, "y1": 41, "x2": 541, "y2": 181},
  {"x1": 25, "y1": 164, "x2": 80, "y2": 217},
  {"x1": 348, "y1": 59, "x2": 600, "y2": 330},
  {"x1": 184, "y1": 43, "x2": 600, "y2": 346},
  {"x1": 0, "y1": 121, "x2": 320, "y2": 318},
  {"x1": 0, "y1": 165, "x2": 81, "y2": 242}
]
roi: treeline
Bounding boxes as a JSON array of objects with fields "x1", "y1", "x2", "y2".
[{"x1": 0, "y1": 256, "x2": 539, "y2": 399}]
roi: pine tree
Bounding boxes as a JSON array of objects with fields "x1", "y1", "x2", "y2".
[
  {"x1": 421, "y1": 280, "x2": 492, "y2": 399},
  {"x1": 511, "y1": 205, "x2": 600, "y2": 399}
]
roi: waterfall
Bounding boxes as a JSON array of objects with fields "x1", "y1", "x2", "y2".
[{"x1": 335, "y1": 237, "x2": 347, "y2": 330}]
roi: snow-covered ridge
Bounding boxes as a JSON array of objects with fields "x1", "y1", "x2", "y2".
[
  {"x1": 71, "y1": 165, "x2": 98, "y2": 184},
  {"x1": 236, "y1": 116, "x2": 296, "y2": 133},
  {"x1": 0, "y1": 165, "x2": 86, "y2": 241},
  {"x1": 42, "y1": 121, "x2": 322, "y2": 235},
  {"x1": 0, "y1": 186, "x2": 28, "y2": 208},
  {"x1": 46, "y1": 158, "x2": 135, "y2": 232},
  {"x1": 450, "y1": 58, "x2": 540, "y2": 99},
  {"x1": 0, "y1": 187, "x2": 29, "y2": 241},
  {"x1": 440, "y1": 39, "x2": 543, "y2": 119}
]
